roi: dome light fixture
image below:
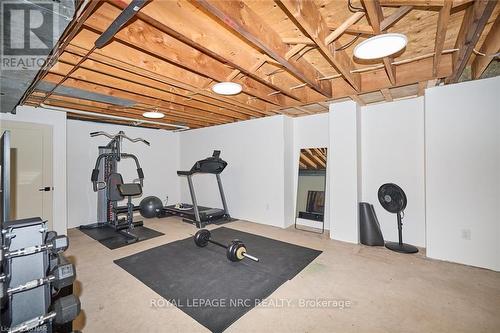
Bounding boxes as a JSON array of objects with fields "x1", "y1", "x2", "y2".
[
  {"x1": 353, "y1": 33, "x2": 408, "y2": 60},
  {"x1": 142, "y1": 110, "x2": 165, "y2": 119},
  {"x1": 212, "y1": 81, "x2": 242, "y2": 95}
]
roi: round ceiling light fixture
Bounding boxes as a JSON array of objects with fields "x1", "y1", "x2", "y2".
[
  {"x1": 142, "y1": 110, "x2": 165, "y2": 119},
  {"x1": 353, "y1": 33, "x2": 408, "y2": 60},
  {"x1": 212, "y1": 81, "x2": 242, "y2": 95}
]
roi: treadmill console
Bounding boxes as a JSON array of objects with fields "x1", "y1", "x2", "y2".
[{"x1": 189, "y1": 151, "x2": 227, "y2": 174}]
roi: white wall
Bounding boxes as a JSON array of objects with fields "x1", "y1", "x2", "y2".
[
  {"x1": 292, "y1": 113, "x2": 329, "y2": 229},
  {"x1": 329, "y1": 101, "x2": 361, "y2": 243},
  {"x1": 66, "y1": 120, "x2": 180, "y2": 228},
  {"x1": 425, "y1": 76, "x2": 500, "y2": 271},
  {"x1": 283, "y1": 116, "x2": 295, "y2": 227},
  {"x1": 179, "y1": 115, "x2": 287, "y2": 228},
  {"x1": 361, "y1": 98, "x2": 426, "y2": 247},
  {"x1": 0, "y1": 106, "x2": 67, "y2": 235}
]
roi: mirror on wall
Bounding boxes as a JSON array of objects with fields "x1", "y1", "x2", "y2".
[{"x1": 295, "y1": 148, "x2": 327, "y2": 234}]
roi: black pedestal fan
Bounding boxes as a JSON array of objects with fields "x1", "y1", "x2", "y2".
[{"x1": 378, "y1": 183, "x2": 418, "y2": 254}]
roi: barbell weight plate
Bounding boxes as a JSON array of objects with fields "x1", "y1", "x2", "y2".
[
  {"x1": 193, "y1": 229, "x2": 211, "y2": 247},
  {"x1": 227, "y1": 242, "x2": 246, "y2": 262},
  {"x1": 236, "y1": 246, "x2": 246, "y2": 260}
]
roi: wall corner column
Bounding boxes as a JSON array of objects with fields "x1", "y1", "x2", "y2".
[{"x1": 328, "y1": 100, "x2": 362, "y2": 243}]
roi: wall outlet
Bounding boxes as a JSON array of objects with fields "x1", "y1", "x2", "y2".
[{"x1": 461, "y1": 229, "x2": 471, "y2": 240}]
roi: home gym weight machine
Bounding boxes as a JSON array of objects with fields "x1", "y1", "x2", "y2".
[{"x1": 79, "y1": 131, "x2": 149, "y2": 243}]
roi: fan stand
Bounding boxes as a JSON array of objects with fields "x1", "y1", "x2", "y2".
[{"x1": 385, "y1": 212, "x2": 419, "y2": 254}]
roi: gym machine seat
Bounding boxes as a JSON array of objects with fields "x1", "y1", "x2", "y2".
[
  {"x1": 164, "y1": 150, "x2": 233, "y2": 228},
  {"x1": 115, "y1": 183, "x2": 143, "y2": 243}
]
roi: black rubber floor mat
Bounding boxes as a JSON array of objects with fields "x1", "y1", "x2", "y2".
[
  {"x1": 114, "y1": 227, "x2": 322, "y2": 332},
  {"x1": 79, "y1": 225, "x2": 164, "y2": 250}
]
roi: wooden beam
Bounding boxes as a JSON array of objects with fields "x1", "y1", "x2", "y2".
[
  {"x1": 446, "y1": 0, "x2": 496, "y2": 83},
  {"x1": 433, "y1": 1, "x2": 452, "y2": 77},
  {"x1": 329, "y1": 24, "x2": 375, "y2": 35},
  {"x1": 313, "y1": 148, "x2": 327, "y2": 164},
  {"x1": 42, "y1": 72, "x2": 234, "y2": 124},
  {"x1": 417, "y1": 81, "x2": 426, "y2": 96},
  {"x1": 306, "y1": 149, "x2": 326, "y2": 168},
  {"x1": 381, "y1": 0, "x2": 471, "y2": 7},
  {"x1": 285, "y1": 43, "x2": 307, "y2": 60},
  {"x1": 380, "y1": 6, "x2": 412, "y2": 31},
  {"x1": 58, "y1": 51, "x2": 264, "y2": 119},
  {"x1": 427, "y1": 78, "x2": 439, "y2": 88},
  {"x1": 30, "y1": 94, "x2": 206, "y2": 129},
  {"x1": 282, "y1": 37, "x2": 315, "y2": 45},
  {"x1": 293, "y1": 106, "x2": 314, "y2": 115},
  {"x1": 194, "y1": 0, "x2": 332, "y2": 98},
  {"x1": 277, "y1": 0, "x2": 361, "y2": 91},
  {"x1": 226, "y1": 69, "x2": 240, "y2": 81},
  {"x1": 330, "y1": 53, "x2": 453, "y2": 99},
  {"x1": 65, "y1": 41, "x2": 268, "y2": 116},
  {"x1": 381, "y1": 88, "x2": 393, "y2": 101},
  {"x1": 325, "y1": 12, "x2": 365, "y2": 45},
  {"x1": 379, "y1": 0, "x2": 444, "y2": 6},
  {"x1": 350, "y1": 95, "x2": 366, "y2": 106},
  {"x1": 363, "y1": 0, "x2": 382, "y2": 33},
  {"x1": 383, "y1": 57, "x2": 396, "y2": 84},
  {"x1": 363, "y1": 0, "x2": 397, "y2": 85},
  {"x1": 108, "y1": 1, "x2": 306, "y2": 105},
  {"x1": 47, "y1": 62, "x2": 247, "y2": 122},
  {"x1": 471, "y1": 14, "x2": 500, "y2": 79},
  {"x1": 300, "y1": 153, "x2": 317, "y2": 169},
  {"x1": 85, "y1": 6, "x2": 284, "y2": 107}
]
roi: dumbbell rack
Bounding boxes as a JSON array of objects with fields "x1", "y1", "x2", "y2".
[{"x1": 1, "y1": 217, "x2": 80, "y2": 333}]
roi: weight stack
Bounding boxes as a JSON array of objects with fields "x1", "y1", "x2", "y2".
[{"x1": 359, "y1": 202, "x2": 384, "y2": 246}]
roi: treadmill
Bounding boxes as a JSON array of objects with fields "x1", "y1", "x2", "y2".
[{"x1": 164, "y1": 150, "x2": 233, "y2": 228}]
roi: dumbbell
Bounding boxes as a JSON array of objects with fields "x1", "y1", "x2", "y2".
[
  {"x1": 1, "y1": 235, "x2": 68, "y2": 260},
  {"x1": 1, "y1": 262, "x2": 75, "y2": 302},
  {"x1": 194, "y1": 229, "x2": 259, "y2": 262},
  {"x1": 8, "y1": 294, "x2": 81, "y2": 333}
]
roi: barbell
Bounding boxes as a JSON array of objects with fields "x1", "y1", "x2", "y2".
[{"x1": 193, "y1": 229, "x2": 259, "y2": 262}]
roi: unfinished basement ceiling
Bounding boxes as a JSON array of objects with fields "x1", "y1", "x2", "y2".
[
  {"x1": 17, "y1": 0, "x2": 500, "y2": 130},
  {"x1": 0, "y1": 0, "x2": 77, "y2": 113}
]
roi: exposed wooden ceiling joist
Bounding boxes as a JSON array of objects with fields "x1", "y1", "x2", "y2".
[
  {"x1": 194, "y1": 0, "x2": 333, "y2": 98},
  {"x1": 434, "y1": 1, "x2": 453, "y2": 77},
  {"x1": 380, "y1": 5, "x2": 413, "y2": 31},
  {"x1": 276, "y1": 0, "x2": 361, "y2": 91},
  {"x1": 362, "y1": 0, "x2": 397, "y2": 85},
  {"x1": 471, "y1": 14, "x2": 500, "y2": 79},
  {"x1": 446, "y1": 0, "x2": 497, "y2": 83},
  {"x1": 19, "y1": 0, "x2": 498, "y2": 129}
]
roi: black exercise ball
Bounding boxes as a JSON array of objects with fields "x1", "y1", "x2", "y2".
[{"x1": 139, "y1": 196, "x2": 163, "y2": 218}]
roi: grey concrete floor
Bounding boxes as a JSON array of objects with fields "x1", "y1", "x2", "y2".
[{"x1": 67, "y1": 217, "x2": 500, "y2": 333}]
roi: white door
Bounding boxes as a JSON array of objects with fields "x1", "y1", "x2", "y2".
[{"x1": 0, "y1": 121, "x2": 53, "y2": 229}]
